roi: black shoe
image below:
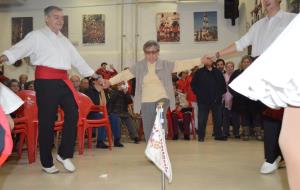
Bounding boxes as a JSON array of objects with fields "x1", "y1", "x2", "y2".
[
  {"x1": 114, "y1": 141, "x2": 124, "y2": 148},
  {"x1": 234, "y1": 135, "x2": 241, "y2": 139},
  {"x1": 214, "y1": 136, "x2": 228, "y2": 141},
  {"x1": 96, "y1": 142, "x2": 109, "y2": 149},
  {"x1": 184, "y1": 135, "x2": 190, "y2": 140},
  {"x1": 198, "y1": 137, "x2": 205, "y2": 142},
  {"x1": 133, "y1": 137, "x2": 140, "y2": 144}
]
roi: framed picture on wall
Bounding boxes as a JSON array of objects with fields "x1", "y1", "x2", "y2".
[
  {"x1": 61, "y1": 15, "x2": 69, "y2": 37},
  {"x1": 82, "y1": 14, "x2": 105, "y2": 44},
  {"x1": 156, "y1": 12, "x2": 180, "y2": 42},
  {"x1": 11, "y1": 17, "x2": 33, "y2": 45},
  {"x1": 194, "y1": 11, "x2": 218, "y2": 42}
]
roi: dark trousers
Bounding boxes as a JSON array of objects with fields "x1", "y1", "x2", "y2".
[
  {"x1": 241, "y1": 111, "x2": 262, "y2": 128},
  {"x1": 171, "y1": 112, "x2": 191, "y2": 137},
  {"x1": 141, "y1": 99, "x2": 169, "y2": 142},
  {"x1": 263, "y1": 117, "x2": 282, "y2": 163},
  {"x1": 222, "y1": 107, "x2": 231, "y2": 136},
  {"x1": 35, "y1": 79, "x2": 78, "y2": 168},
  {"x1": 231, "y1": 110, "x2": 241, "y2": 136},
  {"x1": 197, "y1": 102, "x2": 223, "y2": 139},
  {"x1": 88, "y1": 112, "x2": 121, "y2": 144}
]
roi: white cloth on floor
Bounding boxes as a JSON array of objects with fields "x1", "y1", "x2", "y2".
[{"x1": 229, "y1": 14, "x2": 300, "y2": 109}]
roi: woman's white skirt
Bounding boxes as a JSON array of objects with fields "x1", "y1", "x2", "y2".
[{"x1": 229, "y1": 14, "x2": 300, "y2": 109}]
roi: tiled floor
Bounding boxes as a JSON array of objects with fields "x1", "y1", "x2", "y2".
[{"x1": 0, "y1": 137, "x2": 289, "y2": 190}]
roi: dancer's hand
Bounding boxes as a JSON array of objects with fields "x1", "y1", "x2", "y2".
[{"x1": 0, "y1": 55, "x2": 8, "y2": 64}]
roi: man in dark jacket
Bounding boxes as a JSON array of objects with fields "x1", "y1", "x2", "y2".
[
  {"x1": 107, "y1": 82, "x2": 139, "y2": 143},
  {"x1": 191, "y1": 60, "x2": 227, "y2": 142}
]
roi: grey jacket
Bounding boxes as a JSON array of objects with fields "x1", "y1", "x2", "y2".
[{"x1": 129, "y1": 58, "x2": 175, "y2": 113}]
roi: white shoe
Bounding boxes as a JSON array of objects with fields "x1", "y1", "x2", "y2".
[
  {"x1": 260, "y1": 156, "x2": 281, "y2": 174},
  {"x1": 56, "y1": 155, "x2": 76, "y2": 172},
  {"x1": 42, "y1": 165, "x2": 59, "y2": 174}
]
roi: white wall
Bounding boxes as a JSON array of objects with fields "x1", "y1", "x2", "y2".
[{"x1": 0, "y1": 0, "x2": 280, "y2": 80}]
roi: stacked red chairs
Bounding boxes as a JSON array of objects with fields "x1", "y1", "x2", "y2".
[{"x1": 13, "y1": 90, "x2": 38, "y2": 163}]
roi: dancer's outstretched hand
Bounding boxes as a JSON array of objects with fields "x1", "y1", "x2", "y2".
[{"x1": 0, "y1": 55, "x2": 8, "y2": 64}]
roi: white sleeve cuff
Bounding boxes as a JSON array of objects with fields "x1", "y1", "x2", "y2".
[
  {"x1": 234, "y1": 41, "x2": 244, "y2": 52},
  {"x1": 2, "y1": 50, "x2": 17, "y2": 64}
]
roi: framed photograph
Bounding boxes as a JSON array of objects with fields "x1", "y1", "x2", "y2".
[
  {"x1": 61, "y1": 15, "x2": 69, "y2": 37},
  {"x1": 156, "y1": 12, "x2": 180, "y2": 42},
  {"x1": 11, "y1": 17, "x2": 33, "y2": 45},
  {"x1": 82, "y1": 14, "x2": 105, "y2": 44},
  {"x1": 194, "y1": 11, "x2": 218, "y2": 42}
]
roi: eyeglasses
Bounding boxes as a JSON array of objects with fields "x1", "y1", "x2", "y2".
[{"x1": 144, "y1": 50, "x2": 159, "y2": 54}]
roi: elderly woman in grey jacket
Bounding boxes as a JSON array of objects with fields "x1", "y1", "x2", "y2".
[{"x1": 104, "y1": 40, "x2": 200, "y2": 142}]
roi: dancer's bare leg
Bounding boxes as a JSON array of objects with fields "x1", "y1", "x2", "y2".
[{"x1": 279, "y1": 106, "x2": 300, "y2": 190}]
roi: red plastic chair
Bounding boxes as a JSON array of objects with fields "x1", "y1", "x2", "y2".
[
  {"x1": 77, "y1": 93, "x2": 113, "y2": 155},
  {"x1": 13, "y1": 90, "x2": 38, "y2": 163}
]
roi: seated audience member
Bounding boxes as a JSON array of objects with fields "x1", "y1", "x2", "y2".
[
  {"x1": 80, "y1": 78, "x2": 89, "y2": 92},
  {"x1": 108, "y1": 82, "x2": 139, "y2": 144},
  {"x1": 24, "y1": 80, "x2": 35, "y2": 91},
  {"x1": 96, "y1": 62, "x2": 118, "y2": 79},
  {"x1": 84, "y1": 77, "x2": 123, "y2": 148},
  {"x1": 70, "y1": 75, "x2": 81, "y2": 91},
  {"x1": 7, "y1": 79, "x2": 20, "y2": 94},
  {"x1": 171, "y1": 105, "x2": 192, "y2": 140},
  {"x1": 19, "y1": 74, "x2": 28, "y2": 90},
  {"x1": 176, "y1": 71, "x2": 189, "y2": 93},
  {"x1": 171, "y1": 83, "x2": 192, "y2": 140}
]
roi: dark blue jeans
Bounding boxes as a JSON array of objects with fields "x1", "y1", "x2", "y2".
[{"x1": 87, "y1": 112, "x2": 121, "y2": 144}]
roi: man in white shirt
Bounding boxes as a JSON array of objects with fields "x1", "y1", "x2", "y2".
[
  {"x1": 206, "y1": 0, "x2": 295, "y2": 59},
  {"x1": 0, "y1": 6, "x2": 98, "y2": 174},
  {"x1": 202, "y1": 0, "x2": 296, "y2": 175}
]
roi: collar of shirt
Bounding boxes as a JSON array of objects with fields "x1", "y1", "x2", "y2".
[
  {"x1": 43, "y1": 26, "x2": 64, "y2": 40},
  {"x1": 266, "y1": 10, "x2": 284, "y2": 22}
]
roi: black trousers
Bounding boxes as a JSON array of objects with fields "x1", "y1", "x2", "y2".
[
  {"x1": 223, "y1": 107, "x2": 241, "y2": 137},
  {"x1": 197, "y1": 102, "x2": 223, "y2": 139},
  {"x1": 35, "y1": 79, "x2": 78, "y2": 167},
  {"x1": 263, "y1": 117, "x2": 282, "y2": 163}
]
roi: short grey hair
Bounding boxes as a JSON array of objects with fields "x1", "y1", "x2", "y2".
[
  {"x1": 44, "y1": 6, "x2": 63, "y2": 16},
  {"x1": 143, "y1": 40, "x2": 160, "y2": 52}
]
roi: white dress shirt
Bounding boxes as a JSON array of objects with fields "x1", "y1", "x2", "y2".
[
  {"x1": 0, "y1": 83, "x2": 23, "y2": 114},
  {"x1": 230, "y1": 14, "x2": 300, "y2": 108},
  {"x1": 235, "y1": 10, "x2": 296, "y2": 57},
  {"x1": 3, "y1": 26, "x2": 94, "y2": 77}
]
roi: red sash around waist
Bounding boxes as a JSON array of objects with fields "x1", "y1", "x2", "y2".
[{"x1": 35, "y1": 66, "x2": 79, "y2": 107}]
